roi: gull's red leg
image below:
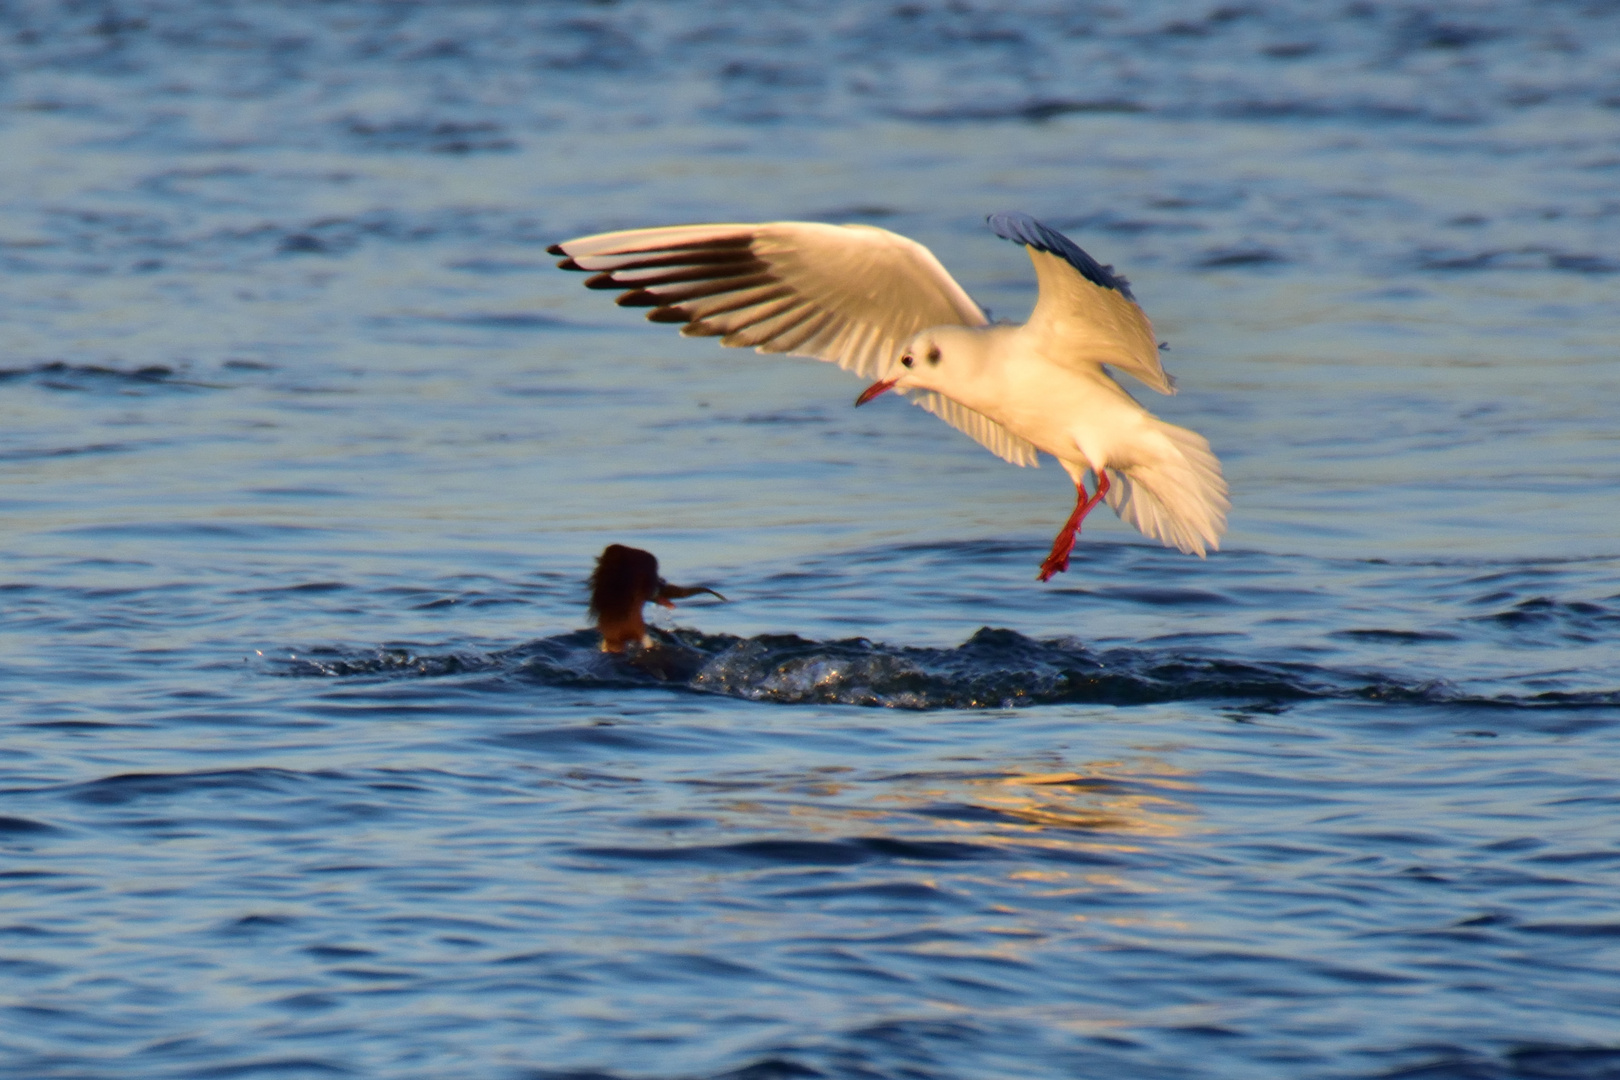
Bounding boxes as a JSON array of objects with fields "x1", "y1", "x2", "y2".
[{"x1": 1037, "y1": 470, "x2": 1111, "y2": 581}]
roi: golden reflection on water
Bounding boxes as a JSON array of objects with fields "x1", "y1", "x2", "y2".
[
  {"x1": 699, "y1": 760, "x2": 1206, "y2": 975},
  {"x1": 943, "y1": 766, "x2": 1196, "y2": 842},
  {"x1": 720, "y1": 756, "x2": 1202, "y2": 858}
]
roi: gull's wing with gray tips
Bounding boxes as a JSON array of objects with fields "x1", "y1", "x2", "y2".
[
  {"x1": 988, "y1": 211, "x2": 1173, "y2": 395},
  {"x1": 552, "y1": 221, "x2": 1040, "y2": 466}
]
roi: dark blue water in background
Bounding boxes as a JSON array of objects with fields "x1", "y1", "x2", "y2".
[{"x1": 3, "y1": 3, "x2": 1619, "y2": 1077}]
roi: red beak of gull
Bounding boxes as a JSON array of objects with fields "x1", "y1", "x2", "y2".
[
  {"x1": 588, "y1": 544, "x2": 727, "y2": 654},
  {"x1": 854, "y1": 378, "x2": 898, "y2": 406}
]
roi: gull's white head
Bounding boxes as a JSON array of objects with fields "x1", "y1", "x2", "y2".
[{"x1": 854, "y1": 325, "x2": 990, "y2": 406}]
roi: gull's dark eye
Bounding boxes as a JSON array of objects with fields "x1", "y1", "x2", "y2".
[
  {"x1": 927, "y1": 347, "x2": 941, "y2": 365},
  {"x1": 900, "y1": 354, "x2": 914, "y2": 368}
]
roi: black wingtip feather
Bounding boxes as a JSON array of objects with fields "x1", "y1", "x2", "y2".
[
  {"x1": 986, "y1": 211, "x2": 1136, "y2": 301},
  {"x1": 547, "y1": 243, "x2": 566, "y2": 256}
]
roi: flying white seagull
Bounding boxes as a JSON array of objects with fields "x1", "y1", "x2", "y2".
[{"x1": 550, "y1": 212, "x2": 1227, "y2": 581}]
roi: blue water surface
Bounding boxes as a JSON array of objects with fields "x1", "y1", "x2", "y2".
[{"x1": 2, "y1": 3, "x2": 1619, "y2": 1078}]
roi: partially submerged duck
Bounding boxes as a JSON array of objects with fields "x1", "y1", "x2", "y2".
[{"x1": 588, "y1": 544, "x2": 726, "y2": 653}]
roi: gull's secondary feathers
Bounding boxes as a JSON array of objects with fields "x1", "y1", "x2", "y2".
[
  {"x1": 553, "y1": 213, "x2": 1228, "y2": 578},
  {"x1": 551, "y1": 222, "x2": 986, "y2": 379}
]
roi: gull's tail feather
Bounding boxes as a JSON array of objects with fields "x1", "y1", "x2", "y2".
[{"x1": 1104, "y1": 419, "x2": 1228, "y2": 557}]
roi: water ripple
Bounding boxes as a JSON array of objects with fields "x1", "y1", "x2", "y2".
[{"x1": 276, "y1": 625, "x2": 1619, "y2": 714}]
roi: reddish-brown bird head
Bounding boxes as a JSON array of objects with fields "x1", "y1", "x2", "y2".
[{"x1": 588, "y1": 544, "x2": 726, "y2": 653}]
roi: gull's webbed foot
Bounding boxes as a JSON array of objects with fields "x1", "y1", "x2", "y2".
[
  {"x1": 1037, "y1": 471, "x2": 1110, "y2": 582},
  {"x1": 1037, "y1": 535, "x2": 1077, "y2": 581}
]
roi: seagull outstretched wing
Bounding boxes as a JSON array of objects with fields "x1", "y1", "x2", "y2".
[
  {"x1": 550, "y1": 222, "x2": 987, "y2": 380},
  {"x1": 552, "y1": 222, "x2": 1042, "y2": 465},
  {"x1": 987, "y1": 212, "x2": 1173, "y2": 395}
]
